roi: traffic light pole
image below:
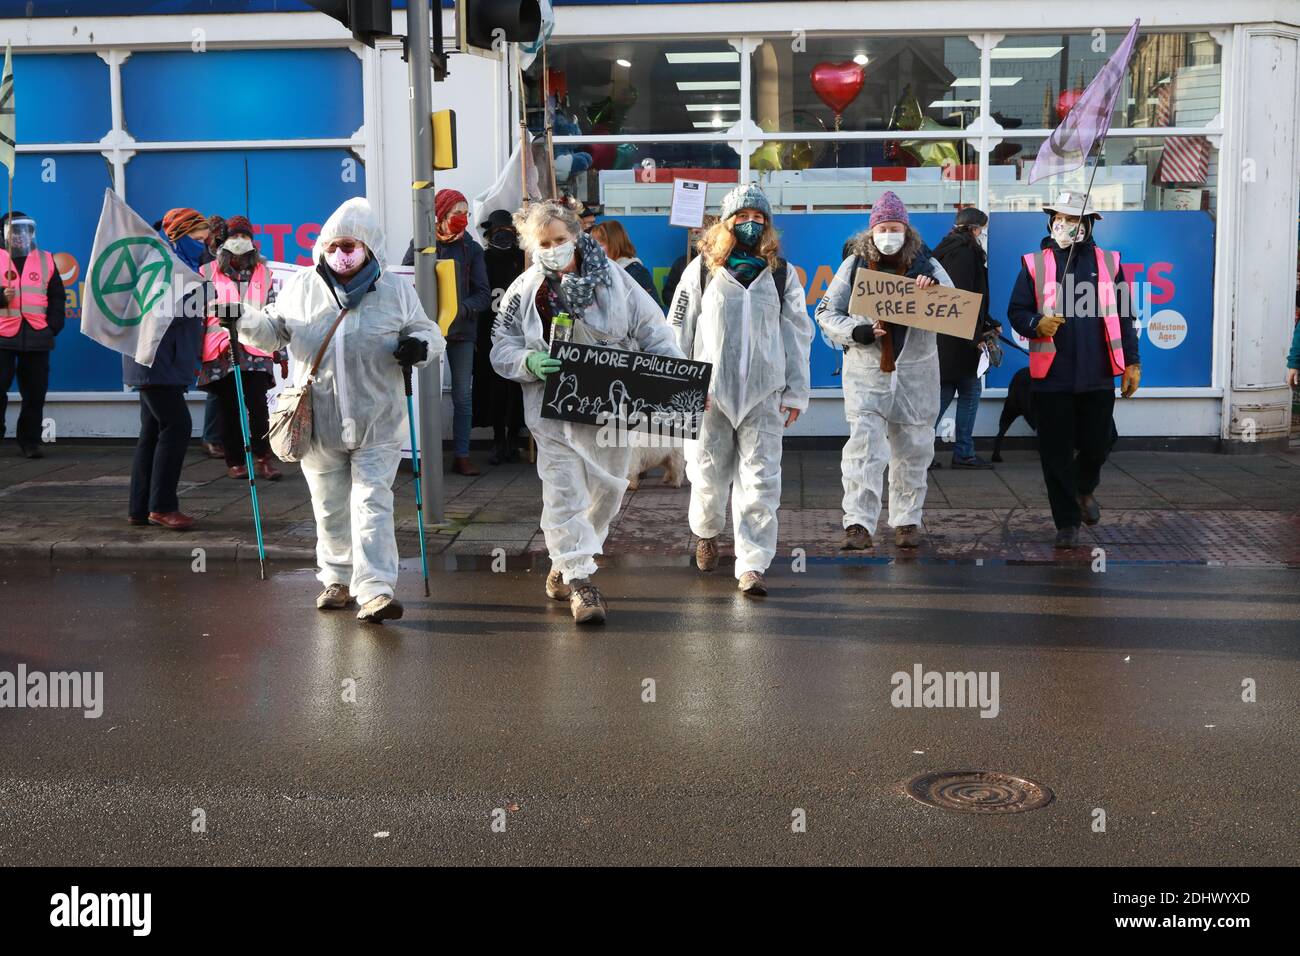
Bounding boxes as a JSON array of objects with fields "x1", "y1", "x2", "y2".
[{"x1": 407, "y1": 0, "x2": 445, "y2": 526}]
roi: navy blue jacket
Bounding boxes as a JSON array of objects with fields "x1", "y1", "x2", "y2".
[
  {"x1": 403, "y1": 234, "x2": 491, "y2": 343},
  {"x1": 122, "y1": 232, "x2": 206, "y2": 388},
  {"x1": 1007, "y1": 236, "x2": 1141, "y2": 393}
]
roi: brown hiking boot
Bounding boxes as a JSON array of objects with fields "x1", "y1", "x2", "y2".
[
  {"x1": 841, "y1": 524, "x2": 872, "y2": 550},
  {"x1": 569, "y1": 578, "x2": 607, "y2": 624},
  {"x1": 738, "y1": 570, "x2": 767, "y2": 596},
  {"x1": 695, "y1": 536, "x2": 719, "y2": 572},
  {"x1": 894, "y1": 524, "x2": 923, "y2": 549},
  {"x1": 1078, "y1": 494, "x2": 1101, "y2": 526},
  {"x1": 452, "y1": 456, "x2": 480, "y2": 476},
  {"x1": 316, "y1": 583, "x2": 355, "y2": 610},
  {"x1": 545, "y1": 568, "x2": 571, "y2": 601}
]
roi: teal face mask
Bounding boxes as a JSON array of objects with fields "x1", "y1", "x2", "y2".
[{"x1": 733, "y1": 220, "x2": 764, "y2": 247}]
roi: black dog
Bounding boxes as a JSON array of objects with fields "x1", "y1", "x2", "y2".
[
  {"x1": 992, "y1": 367, "x2": 1036, "y2": 462},
  {"x1": 992, "y1": 366, "x2": 1119, "y2": 461}
]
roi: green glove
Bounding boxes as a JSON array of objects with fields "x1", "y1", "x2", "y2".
[{"x1": 525, "y1": 350, "x2": 562, "y2": 381}]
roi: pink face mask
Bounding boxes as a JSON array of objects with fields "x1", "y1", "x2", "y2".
[{"x1": 325, "y1": 245, "x2": 366, "y2": 273}]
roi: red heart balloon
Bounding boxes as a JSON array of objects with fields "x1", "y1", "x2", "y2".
[
  {"x1": 810, "y1": 61, "x2": 865, "y2": 115},
  {"x1": 1056, "y1": 88, "x2": 1084, "y2": 121}
]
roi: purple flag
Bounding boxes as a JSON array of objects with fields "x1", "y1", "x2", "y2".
[{"x1": 1028, "y1": 20, "x2": 1141, "y2": 183}]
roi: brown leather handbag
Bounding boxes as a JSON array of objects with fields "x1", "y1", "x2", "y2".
[{"x1": 266, "y1": 308, "x2": 348, "y2": 462}]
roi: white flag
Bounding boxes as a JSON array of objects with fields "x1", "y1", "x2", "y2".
[
  {"x1": 80, "y1": 188, "x2": 201, "y2": 367},
  {"x1": 471, "y1": 140, "x2": 542, "y2": 244},
  {"x1": 0, "y1": 41, "x2": 15, "y2": 180}
]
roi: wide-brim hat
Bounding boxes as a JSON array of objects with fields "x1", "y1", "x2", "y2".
[
  {"x1": 480, "y1": 209, "x2": 515, "y2": 232},
  {"x1": 1043, "y1": 190, "x2": 1103, "y2": 219}
]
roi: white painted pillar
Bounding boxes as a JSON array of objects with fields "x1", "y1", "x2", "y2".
[{"x1": 1220, "y1": 23, "x2": 1300, "y2": 448}]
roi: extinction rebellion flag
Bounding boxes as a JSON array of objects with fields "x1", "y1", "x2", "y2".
[{"x1": 80, "y1": 188, "x2": 201, "y2": 367}]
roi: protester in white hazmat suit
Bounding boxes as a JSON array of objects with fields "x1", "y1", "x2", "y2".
[
  {"x1": 233, "y1": 197, "x2": 444, "y2": 623},
  {"x1": 491, "y1": 200, "x2": 683, "y2": 625},
  {"x1": 669, "y1": 183, "x2": 813, "y2": 595},
  {"x1": 815, "y1": 190, "x2": 952, "y2": 551}
]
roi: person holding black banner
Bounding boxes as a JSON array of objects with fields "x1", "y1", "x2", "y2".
[
  {"x1": 491, "y1": 199, "x2": 683, "y2": 625},
  {"x1": 816, "y1": 190, "x2": 953, "y2": 551},
  {"x1": 669, "y1": 183, "x2": 813, "y2": 596},
  {"x1": 1007, "y1": 190, "x2": 1141, "y2": 549}
]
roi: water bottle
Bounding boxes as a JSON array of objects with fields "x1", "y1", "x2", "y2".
[{"x1": 552, "y1": 311, "x2": 573, "y2": 344}]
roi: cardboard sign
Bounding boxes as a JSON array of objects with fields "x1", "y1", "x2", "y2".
[
  {"x1": 541, "y1": 341, "x2": 713, "y2": 439},
  {"x1": 669, "y1": 178, "x2": 709, "y2": 228},
  {"x1": 847, "y1": 267, "x2": 982, "y2": 339}
]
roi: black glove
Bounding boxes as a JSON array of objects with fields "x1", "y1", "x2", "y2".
[
  {"x1": 851, "y1": 324, "x2": 875, "y2": 345},
  {"x1": 393, "y1": 336, "x2": 428, "y2": 366},
  {"x1": 212, "y1": 300, "x2": 242, "y2": 329}
]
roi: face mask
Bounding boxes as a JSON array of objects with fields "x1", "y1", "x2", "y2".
[
  {"x1": 536, "y1": 240, "x2": 575, "y2": 273},
  {"x1": 489, "y1": 230, "x2": 516, "y2": 250},
  {"x1": 325, "y1": 245, "x2": 367, "y2": 273},
  {"x1": 445, "y1": 213, "x2": 469, "y2": 236},
  {"x1": 223, "y1": 236, "x2": 255, "y2": 256},
  {"x1": 733, "y1": 220, "x2": 764, "y2": 247},
  {"x1": 975, "y1": 231, "x2": 988, "y2": 252},
  {"x1": 874, "y1": 231, "x2": 904, "y2": 256},
  {"x1": 1052, "y1": 219, "x2": 1083, "y2": 248}
]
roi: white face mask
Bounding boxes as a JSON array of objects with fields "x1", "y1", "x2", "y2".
[
  {"x1": 223, "y1": 236, "x2": 255, "y2": 256},
  {"x1": 975, "y1": 231, "x2": 988, "y2": 252},
  {"x1": 873, "y1": 231, "x2": 904, "y2": 256},
  {"x1": 1052, "y1": 218, "x2": 1083, "y2": 249},
  {"x1": 536, "y1": 240, "x2": 576, "y2": 273}
]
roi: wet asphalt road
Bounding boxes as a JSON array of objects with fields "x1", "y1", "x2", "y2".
[{"x1": 0, "y1": 557, "x2": 1296, "y2": 866}]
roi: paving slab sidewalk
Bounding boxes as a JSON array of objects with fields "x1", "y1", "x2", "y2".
[{"x1": 1, "y1": 441, "x2": 1298, "y2": 567}]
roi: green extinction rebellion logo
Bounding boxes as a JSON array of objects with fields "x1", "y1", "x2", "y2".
[{"x1": 90, "y1": 237, "x2": 175, "y2": 327}]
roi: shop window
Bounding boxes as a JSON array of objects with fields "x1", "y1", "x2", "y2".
[
  {"x1": 988, "y1": 135, "x2": 1218, "y2": 214},
  {"x1": 125, "y1": 148, "x2": 366, "y2": 265},
  {"x1": 8, "y1": 152, "x2": 117, "y2": 391},
  {"x1": 548, "y1": 140, "x2": 740, "y2": 214},
  {"x1": 530, "y1": 39, "x2": 742, "y2": 137},
  {"x1": 991, "y1": 32, "x2": 1221, "y2": 131},
  {"x1": 748, "y1": 36, "x2": 982, "y2": 134},
  {"x1": 121, "y1": 49, "x2": 364, "y2": 142},
  {"x1": 13, "y1": 54, "x2": 111, "y2": 144}
]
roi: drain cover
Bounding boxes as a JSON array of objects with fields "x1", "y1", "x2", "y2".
[{"x1": 905, "y1": 771, "x2": 1053, "y2": 814}]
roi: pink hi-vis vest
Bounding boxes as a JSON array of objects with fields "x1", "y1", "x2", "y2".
[
  {"x1": 1022, "y1": 246, "x2": 1126, "y2": 380},
  {"x1": 200, "y1": 260, "x2": 273, "y2": 362},
  {"x1": 0, "y1": 249, "x2": 56, "y2": 339}
]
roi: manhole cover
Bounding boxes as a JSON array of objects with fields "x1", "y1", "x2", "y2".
[{"x1": 904, "y1": 771, "x2": 1053, "y2": 814}]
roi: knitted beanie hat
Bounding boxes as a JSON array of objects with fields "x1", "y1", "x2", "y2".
[
  {"x1": 868, "y1": 190, "x2": 909, "y2": 228},
  {"x1": 435, "y1": 188, "x2": 467, "y2": 223},
  {"x1": 720, "y1": 182, "x2": 772, "y2": 221}
]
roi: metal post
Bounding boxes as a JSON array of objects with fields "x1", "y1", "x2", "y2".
[{"x1": 407, "y1": 0, "x2": 444, "y2": 525}]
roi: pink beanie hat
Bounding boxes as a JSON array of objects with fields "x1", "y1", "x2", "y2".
[{"x1": 869, "y1": 190, "x2": 909, "y2": 228}]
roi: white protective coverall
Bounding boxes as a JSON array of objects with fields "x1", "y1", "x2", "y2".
[
  {"x1": 491, "y1": 259, "x2": 683, "y2": 584},
  {"x1": 815, "y1": 242, "x2": 953, "y2": 535},
  {"x1": 670, "y1": 257, "x2": 813, "y2": 577},
  {"x1": 238, "y1": 198, "x2": 444, "y2": 603}
]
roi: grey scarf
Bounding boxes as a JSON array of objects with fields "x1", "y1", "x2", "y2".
[{"x1": 554, "y1": 233, "x2": 612, "y2": 321}]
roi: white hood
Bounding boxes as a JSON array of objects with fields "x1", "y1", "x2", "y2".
[{"x1": 313, "y1": 197, "x2": 389, "y2": 270}]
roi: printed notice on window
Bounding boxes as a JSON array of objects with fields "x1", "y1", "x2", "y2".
[{"x1": 669, "y1": 179, "x2": 709, "y2": 228}]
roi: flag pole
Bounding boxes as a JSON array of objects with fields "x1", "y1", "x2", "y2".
[{"x1": 1060, "y1": 139, "x2": 1103, "y2": 279}]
